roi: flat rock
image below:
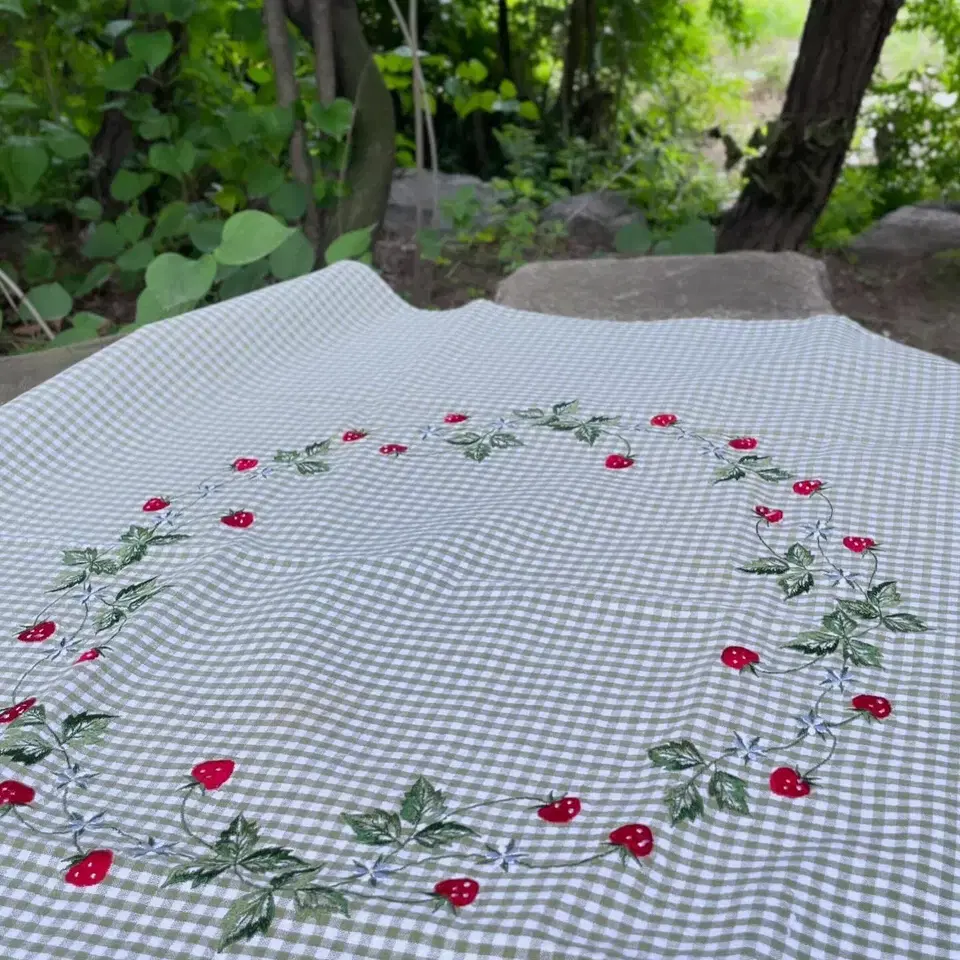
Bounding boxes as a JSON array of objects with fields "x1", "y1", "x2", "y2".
[
  {"x1": 849, "y1": 205, "x2": 960, "y2": 259},
  {"x1": 0, "y1": 335, "x2": 121, "y2": 405},
  {"x1": 385, "y1": 170, "x2": 499, "y2": 232},
  {"x1": 496, "y1": 252, "x2": 835, "y2": 320},
  {"x1": 541, "y1": 190, "x2": 646, "y2": 247}
]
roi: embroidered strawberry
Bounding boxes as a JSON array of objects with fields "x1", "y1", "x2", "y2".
[
  {"x1": 769, "y1": 767, "x2": 810, "y2": 798},
  {"x1": 729, "y1": 437, "x2": 757, "y2": 450},
  {"x1": 792, "y1": 479, "x2": 823, "y2": 497},
  {"x1": 0, "y1": 780, "x2": 35, "y2": 806},
  {"x1": 17, "y1": 621, "x2": 56, "y2": 643},
  {"x1": 232, "y1": 458, "x2": 259, "y2": 472},
  {"x1": 444, "y1": 413, "x2": 469, "y2": 424},
  {"x1": 379, "y1": 444, "x2": 408, "y2": 456},
  {"x1": 342, "y1": 431, "x2": 367, "y2": 442},
  {"x1": 852, "y1": 694, "x2": 891, "y2": 719},
  {"x1": 433, "y1": 877, "x2": 479, "y2": 908},
  {"x1": 843, "y1": 536, "x2": 877, "y2": 554},
  {"x1": 191, "y1": 759, "x2": 235, "y2": 791},
  {"x1": 142, "y1": 497, "x2": 170, "y2": 512},
  {"x1": 220, "y1": 510, "x2": 254, "y2": 529},
  {"x1": 650, "y1": 413, "x2": 677, "y2": 427},
  {"x1": 0, "y1": 698, "x2": 37, "y2": 724},
  {"x1": 74, "y1": 649, "x2": 101, "y2": 664},
  {"x1": 609, "y1": 823, "x2": 654, "y2": 858},
  {"x1": 605, "y1": 454, "x2": 634, "y2": 470},
  {"x1": 65, "y1": 849, "x2": 113, "y2": 887},
  {"x1": 721, "y1": 646, "x2": 760, "y2": 671},
  {"x1": 754, "y1": 505, "x2": 783, "y2": 524},
  {"x1": 537, "y1": 796, "x2": 581, "y2": 823}
]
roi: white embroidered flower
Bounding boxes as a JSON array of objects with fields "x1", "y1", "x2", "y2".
[{"x1": 820, "y1": 667, "x2": 855, "y2": 692}]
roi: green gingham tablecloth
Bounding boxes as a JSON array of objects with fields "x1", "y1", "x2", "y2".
[{"x1": 0, "y1": 262, "x2": 957, "y2": 960}]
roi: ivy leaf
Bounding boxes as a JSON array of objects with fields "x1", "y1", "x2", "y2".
[
  {"x1": 784, "y1": 631, "x2": 840, "y2": 656},
  {"x1": 446, "y1": 432, "x2": 483, "y2": 447},
  {"x1": 879, "y1": 613, "x2": 927, "y2": 633},
  {"x1": 785, "y1": 543, "x2": 814, "y2": 567},
  {"x1": 116, "y1": 577, "x2": 160, "y2": 603},
  {"x1": 340, "y1": 810, "x2": 403, "y2": 845},
  {"x1": 163, "y1": 856, "x2": 232, "y2": 889},
  {"x1": 512, "y1": 407, "x2": 545, "y2": 420},
  {"x1": 573, "y1": 423, "x2": 603, "y2": 445},
  {"x1": 464, "y1": 442, "x2": 493, "y2": 462},
  {"x1": 218, "y1": 891, "x2": 275, "y2": 952},
  {"x1": 295, "y1": 460, "x2": 329, "y2": 476},
  {"x1": 293, "y1": 886, "x2": 350, "y2": 921},
  {"x1": 63, "y1": 548, "x2": 98, "y2": 566},
  {"x1": 664, "y1": 782, "x2": 704, "y2": 825},
  {"x1": 842, "y1": 636, "x2": 883, "y2": 667},
  {"x1": 400, "y1": 776, "x2": 446, "y2": 825},
  {"x1": 4, "y1": 705, "x2": 45, "y2": 729},
  {"x1": 777, "y1": 568, "x2": 814, "y2": 599},
  {"x1": 0, "y1": 734, "x2": 52, "y2": 765},
  {"x1": 739, "y1": 557, "x2": 790, "y2": 575},
  {"x1": 50, "y1": 570, "x2": 88, "y2": 592},
  {"x1": 151, "y1": 534, "x2": 189, "y2": 546},
  {"x1": 214, "y1": 815, "x2": 260, "y2": 862},
  {"x1": 304, "y1": 440, "x2": 331, "y2": 457},
  {"x1": 411, "y1": 821, "x2": 474, "y2": 849},
  {"x1": 239, "y1": 847, "x2": 307, "y2": 874},
  {"x1": 274, "y1": 450, "x2": 302, "y2": 463},
  {"x1": 61, "y1": 712, "x2": 115, "y2": 746},
  {"x1": 837, "y1": 599, "x2": 879, "y2": 620},
  {"x1": 648, "y1": 739, "x2": 704, "y2": 771},
  {"x1": 757, "y1": 467, "x2": 793, "y2": 482},
  {"x1": 545, "y1": 417, "x2": 578, "y2": 431},
  {"x1": 868, "y1": 581, "x2": 901, "y2": 609},
  {"x1": 551, "y1": 400, "x2": 580, "y2": 415},
  {"x1": 94, "y1": 607, "x2": 127, "y2": 634},
  {"x1": 822, "y1": 609, "x2": 857, "y2": 637},
  {"x1": 708, "y1": 770, "x2": 750, "y2": 815},
  {"x1": 91, "y1": 558, "x2": 118, "y2": 576},
  {"x1": 713, "y1": 465, "x2": 746, "y2": 484},
  {"x1": 487, "y1": 432, "x2": 522, "y2": 450}
]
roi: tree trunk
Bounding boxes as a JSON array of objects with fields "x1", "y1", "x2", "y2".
[
  {"x1": 716, "y1": 0, "x2": 905, "y2": 252},
  {"x1": 497, "y1": 0, "x2": 512, "y2": 80},
  {"x1": 558, "y1": 0, "x2": 585, "y2": 134},
  {"x1": 309, "y1": 0, "x2": 337, "y2": 105}
]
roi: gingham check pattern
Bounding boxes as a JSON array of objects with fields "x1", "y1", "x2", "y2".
[{"x1": 0, "y1": 262, "x2": 957, "y2": 960}]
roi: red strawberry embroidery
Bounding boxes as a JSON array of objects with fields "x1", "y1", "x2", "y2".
[
  {"x1": 142, "y1": 497, "x2": 170, "y2": 513},
  {"x1": 220, "y1": 510, "x2": 254, "y2": 529},
  {"x1": 537, "y1": 796, "x2": 581, "y2": 823},
  {"x1": 721, "y1": 646, "x2": 760, "y2": 671},
  {"x1": 433, "y1": 877, "x2": 479, "y2": 908},
  {"x1": 0, "y1": 698, "x2": 37, "y2": 725},
  {"x1": 65, "y1": 850, "x2": 113, "y2": 887},
  {"x1": 729, "y1": 437, "x2": 757, "y2": 450},
  {"x1": 608, "y1": 823, "x2": 654, "y2": 858},
  {"x1": 754, "y1": 505, "x2": 783, "y2": 524},
  {"x1": 443, "y1": 413, "x2": 469, "y2": 424},
  {"x1": 191, "y1": 759, "x2": 235, "y2": 791},
  {"x1": 650, "y1": 413, "x2": 677, "y2": 428},
  {"x1": 17, "y1": 621, "x2": 56, "y2": 644},
  {"x1": 379, "y1": 444, "x2": 408, "y2": 456},
  {"x1": 792, "y1": 479, "x2": 823, "y2": 497},
  {"x1": 342, "y1": 431, "x2": 367, "y2": 442},
  {"x1": 769, "y1": 767, "x2": 810, "y2": 798},
  {"x1": 0, "y1": 780, "x2": 35, "y2": 806},
  {"x1": 605, "y1": 454, "x2": 634, "y2": 470},
  {"x1": 233, "y1": 458, "x2": 259, "y2": 472},
  {"x1": 852, "y1": 694, "x2": 891, "y2": 719},
  {"x1": 74, "y1": 649, "x2": 101, "y2": 664},
  {"x1": 843, "y1": 536, "x2": 876, "y2": 554}
]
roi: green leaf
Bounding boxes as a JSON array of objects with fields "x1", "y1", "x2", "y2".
[
  {"x1": 517, "y1": 100, "x2": 540, "y2": 121},
  {"x1": 0, "y1": 0, "x2": 25, "y2": 16},
  {"x1": 218, "y1": 260, "x2": 270, "y2": 301},
  {"x1": 777, "y1": 569, "x2": 815, "y2": 599},
  {"x1": 145, "y1": 253, "x2": 216, "y2": 310},
  {"x1": 44, "y1": 127, "x2": 89, "y2": 160},
  {"x1": 664, "y1": 782, "x2": 704, "y2": 824},
  {"x1": 0, "y1": 734, "x2": 52, "y2": 765},
  {"x1": 239, "y1": 847, "x2": 307, "y2": 874},
  {"x1": 739, "y1": 557, "x2": 789, "y2": 575},
  {"x1": 20, "y1": 283, "x2": 72, "y2": 322},
  {"x1": 662, "y1": 218, "x2": 716, "y2": 255},
  {"x1": 101, "y1": 58, "x2": 146, "y2": 92},
  {"x1": 324, "y1": 225, "x2": 374, "y2": 265},
  {"x1": 785, "y1": 543, "x2": 814, "y2": 567},
  {"x1": 757, "y1": 468, "x2": 793, "y2": 482},
  {"x1": 110, "y1": 169, "x2": 155, "y2": 203},
  {"x1": 464, "y1": 442, "x2": 492, "y2": 462},
  {"x1": 305, "y1": 440, "x2": 331, "y2": 456},
  {"x1": 163, "y1": 856, "x2": 232, "y2": 889},
  {"x1": 340, "y1": 810, "x2": 403, "y2": 845},
  {"x1": 869, "y1": 581, "x2": 901, "y2": 609},
  {"x1": 151, "y1": 200, "x2": 190, "y2": 242},
  {"x1": 116, "y1": 577, "x2": 160, "y2": 602},
  {"x1": 134, "y1": 288, "x2": 195, "y2": 325},
  {"x1": 268, "y1": 230, "x2": 315, "y2": 281},
  {"x1": 74, "y1": 197, "x2": 103, "y2": 222},
  {"x1": 126, "y1": 30, "x2": 173, "y2": 73},
  {"x1": 94, "y1": 607, "x2": 127, "y2": 634},
  {"x1": 148, "y1": 140, "x2": 195, "y2": 179},
  {"x1": 411, "y1": 821, "x2": 474, "y2": 849},
  {"x1": 103, "y1": 19, "x2": 135, "y2": 39},
  {"x1": 61, "y1": 712, "x2": 115, "y2": 746},
  {"x1": 268, "y1": 182, "x2": 309, "y2": 222},
  {"x1": 648, "y1": 739, "x2": 704, "y2": 771},
  {"x1": 842, "y1": 636, "x2": 883, "y2": 667},
  {"x1": 50, "y1": 570, "x2": 89, "y2": 592},
  {"x1": 400, "y1": 776, "x2": 446, "y2": 825},
  {"x1": 708, "y1": 770, "x2": 750, "y2": 814},
  {"x1": 0, "y1": 143, "x2": 48, "y2": 202},
  {"x1": 785, "y1": 630, "x2": 839, "y2": 656},
  {"x1": 822, "y1": 609, "x2": 856, "y2": 637},
  {"x1": 837, "y1": 599, "x2": 879, "y2": 620},
  {"x1": 23, "y1": 246, "x2": 54, "y2": 283},
  {"x1": 218, "y1": 891, "x2": 275, "y2": 951},
  {"x1": 446, "y1": 432, "x2": 483, "y2": 447},
  {"x1": 258, "y1": 105, "x2": 295, "y2": 142},
  {"x1": 488, "y1": 432, "x2": 522, "y2": 449},
  {"x1": 713, "y1": 465, "x2": 746, "y2": 483},
  {"x1": 225, "y1": 109, "x2": 258, "y2": 146},
  {"x1": 52, "y1": 312, "x2": 106, "y2": 346},
  {"x1": 614, "y1": 221, "x2": 653, "y2": 255},
  {"x1": 81, "y1": 222, "x2": 125, "y2": 260},
  {"x1": 215, "y1": 814, "x2": 260, "y2": 862},
  {"x1": 189, "y1": 220, "x2": 224, "y2": 254},
  {"x1": 309, "y1": 98, "x2": 353, "y2": 139},
  {"x1": 116, "y1": 240, "x2": 155, "y2": 273},
  {"x1": 138, "y1": 111, "x2": 177, "y2": 140},
  {"x1": 293, "y1": 886, "x2": 350, "y2": 921},
  {"x1": 116, "y1": 210, "x2": 149, "y2": 244},
  {"x1": 214, "y1": 210, "x2": 295, "y2": 266},
  {"x1": 245, "y1": 163, "x2": 286, "y2": 199},
  {"x1": 4, "y1": 704, "x2": 45, "y2": 729},
  {"x1": 551, "y1": 400, "x2": 580, "y2": 415},
  {"x1": 212, "y1": 183, "x2": 246, "y2": 215},
  {"x1": 513, "y1": 407, "x2": 545, "y2": 420},
  {"x1": 880, "y1": 612, "x2": 927, "y2": 633}
]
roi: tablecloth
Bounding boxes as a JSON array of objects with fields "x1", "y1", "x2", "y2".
[{"x1": 0, "y1": 262, "x2": 957, "y2": 960}]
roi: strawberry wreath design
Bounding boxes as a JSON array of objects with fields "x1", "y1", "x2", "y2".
[{"x1": 0, "y1": 402, "x2": 927, "y2": 952}]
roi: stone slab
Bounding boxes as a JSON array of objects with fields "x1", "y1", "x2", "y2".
[
  {"x1": 849, "y1": 205, "x2": 960, "y2": 260},
  {"x1": 496, "y1": 251, "x2": 835, "y2": 320}
]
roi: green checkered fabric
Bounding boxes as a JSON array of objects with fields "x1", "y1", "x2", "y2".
[{"x1": 0, "y1": 262, "x2": 957, "y2": 960}]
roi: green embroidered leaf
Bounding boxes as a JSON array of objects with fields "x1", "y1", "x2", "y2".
[
  {"x1": 4, "y1": 705, "x2": 45, "y2": 729},
  {"x1": 239, "y1": 847, "x2": 307, "y2": 874},
  {"x1": 274, "y1": 450, "x2": 301, "y2": 463},
  {"x1": 411, "y1": 821, "x2": 474, "y2": 849},
  {"x1": 879, "y1": 612, "x2": 927, "y2": 633},
  {"x1": 341, "y1": 810, "x2": 403, "y2": 845},
  {"x1": 777, "y1": 569, "x2": 814, "y2": 599},
  {"x1": 117, "y1": 544, "x2": 147, "y2": 568},
  {"x1": 90, "y1": 558, "x2": 119, "y2": 576},
  {"x1": 512, "y1": 407, "x2": 545, "y2": 420},
  {"x1": 94, "y1": 607, "x2": 127, "y2": 634},
  {"x1": 215, "y1": 815, "x2": 260, "y2": 861},
  {"x1": 551, "y1": 400, "x2": 580, "y2": 415},
  {"x1": 446, "y1": 432, "x2": 483, "y2": 447},
  {"x1": 708, "y1": 770, "x2": 750, "y2": 815},
  {"x1": 842, "y1": 636, "x2": 883, "y2": 667},
  {"x1": 151, "y1": 534, "x2": 189, "y2": 546},
  {"x1": 163, "y1": 856, "x2": 233, "y2": 888},
  {"x1": 116, "y1": 577, "x2": 160, "y2": 603},
  {"x1": 837, "y1": 599, "x2": 879, "y2": 620},
  {"x1": 821, "y1": 609, "x2": 856, "y2": 637},
  {"x1": 305, "y1": 440, "x2": 331, "y2": 457},
  {"x1": 293, "y1": 886, "x2": 350, "y2": 921},
  {"x1": 50, "y1": 570, "x2": 89, "y2": 592},
  {"x1": 63, "y1": 548, "x2": 98, "y2": 566},
  {"x1": 664, "y1": 782, "x2": 704, "y2": 824},
  {"x1": 785, "y1": 631, "x2": 840, "y2": 656},
  {"x1": 400, "y1": 776, "x2": 446, "y2": 825},
  {"x1": 544, "y1": 417, "x2": 579, "y2": 431},
  {"x1": 463, "y1": 442, "x2": 493, "y2": 462},
  {"x1": 648, "y1": 739, "x2": 704, "y2": 771},
  {"x1": 757, "y1": 468, "x2": 793, "y2": 482},
  {"x1": 588, "y1": 414, "x2": 620, "y2": 425},
  {"x1": 737, "y1": 455, "x2": 772, "y2": 466},
  {"x1": 119, "y1": 526, "x2": 154, "y2": 546},
  {"x1": 218, "y1": 891, "x2": 275, "y2": 951},
  {"x1": 739, "y1": 558, "x2": 790, "y2": 575},
  {"x1": 269, "y1": 866, "x2": 322, "y2": 890},
  {"x1": 0, "y1": 734, "x2": 52, "y2": 765},
  {"x1": 61, "y1": 712, "x2": 115, "y2": 746},
  {"x1": 868, "y1": 581, "x2": 901, "y2": 609},
  {"x1": 785, "y1": 543, "x2": 814, "y2": 567},
  {"x1": 713, "y1": 465, "x2": 746, "y2": 484},
  {"x1": 295, "y1": 460, "x2": 330, "y2": 476},
  {"x1": 487, "y1": 432, "x2": 522, "y2": 450},
  {"x1": 573, "y1": 422, "x2": 603, "y2": 445}
]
